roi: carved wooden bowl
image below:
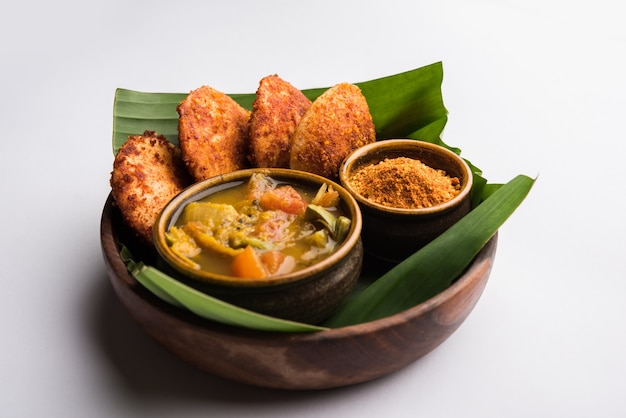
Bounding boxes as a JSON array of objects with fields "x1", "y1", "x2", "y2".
[{"x1": 101, "y1": 195, "x2": 497, "y2": 390}]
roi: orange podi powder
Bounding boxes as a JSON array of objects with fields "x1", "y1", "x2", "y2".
[{"x1": 350, "y1": 157, "x2": 461, "y2": 209}]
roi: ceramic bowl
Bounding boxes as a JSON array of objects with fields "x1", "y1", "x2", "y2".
[
  {"x1": 152, "y1": 168, "x2": 363, "y2": 325},
  {"x1": 101, "y1": 194, "x2": 497, "y2": 390},
  {"x1": 339, "y1": 139, "x2": 473, "y2": 262}
]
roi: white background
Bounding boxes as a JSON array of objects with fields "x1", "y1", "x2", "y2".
[{"x1": 2, "y1": 1, "x2": 625, "y2": 417}]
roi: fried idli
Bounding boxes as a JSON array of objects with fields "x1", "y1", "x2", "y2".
[
  {"x1": 289, "y1": 83, "x2": 375, "y2": 179},
  {"x1": 110, "y1": 131, "x2": 192, "y2": 243},
  {"x1": 248, "y1": 75, "x2": 312, "y2": 168},
  {"x1": 177, "y1": 85, "x2": 250, "y2": 181}
]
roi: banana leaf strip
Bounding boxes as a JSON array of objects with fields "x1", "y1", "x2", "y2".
[
  {"x1": 123, "y1": 247, "x2": 326, "y2": 332},
  {"x1": 324, "y1": 174, "x2": 535, "y2": 327}
]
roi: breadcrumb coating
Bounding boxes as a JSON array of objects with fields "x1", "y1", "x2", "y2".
[
  {"x1": 177, "y1": 85, "x2": 251, "y2": 181},
  {"x1": 248, "y1": 75, "x2": 312, "y2": 168},
  {"x1": 110, "y1": 131, "x2": 192, "y2": 243},
  {"x1": 289, "y1": 83, "x2": 375, "y2": 179}
]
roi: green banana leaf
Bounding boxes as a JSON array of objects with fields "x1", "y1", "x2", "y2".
[
  {"x1": 133, "y1": 263, "x2": 327, "y2": 332},
  {"x1": 121, "y1": 244, "x2": 326, "y2": 332},
  {"x1": 112, "y1": 61, "x2": 447, "y2": 154},
  {"x1": 109, "y1": 62, "x2": 532, "y2": 332},
  {"x1": 324, "y1": 175, "x2": 535, "y2": 327}
]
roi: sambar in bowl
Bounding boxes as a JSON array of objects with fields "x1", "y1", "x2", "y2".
[{"x1": 153, "y1": 168, "x2": 363, "y2": 324}]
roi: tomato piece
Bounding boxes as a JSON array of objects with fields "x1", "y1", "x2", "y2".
[
  {"x1": 260, "y1": 251, "x2": 286, "y2": 274},
  {"x1": 230, "y1": 246, "x2": 267, "y2": 279},
  {"x1": 259, "y1": 186, "x2": 307, "y2": 215}
]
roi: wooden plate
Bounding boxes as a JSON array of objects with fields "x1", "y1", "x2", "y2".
[{"x1": 100, "y1": 194, "x2": 497, "y2": 390}]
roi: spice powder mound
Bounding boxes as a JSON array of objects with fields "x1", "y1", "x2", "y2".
[{"x1": 349, "y1": 157, "x2": 461, "y2": 209}]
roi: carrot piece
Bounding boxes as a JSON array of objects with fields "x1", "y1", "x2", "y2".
[
  {"x1": 230, "y1": 246, "x2": 267, "y2": 279},
  {"x1": 259, "y1": 186, "x2": 307, "y2": 214}
]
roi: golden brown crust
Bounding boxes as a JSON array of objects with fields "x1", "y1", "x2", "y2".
[
  {"x1": 248, "y1": 75, "x2": 312, "y2": 168},
  {"x1": 289, "y1": 83, "x2": 376, "y2": 179},
  {"x1": 110, "y1": 131, "x2": 192, "y2": 243},
  {"x1": 177, "y1": 85, "x2": 251, "y2": 181}
]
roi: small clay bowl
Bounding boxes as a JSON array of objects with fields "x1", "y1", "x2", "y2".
[
  {"x1": 152, "y1": 168, "x2": 363, "y2": 325},
  {"x1": 339, "y1": 139, "x2": 473, "y2": 262},
  {"x1": 101, "y1": 194, "x2": 497, "y2": 390}
]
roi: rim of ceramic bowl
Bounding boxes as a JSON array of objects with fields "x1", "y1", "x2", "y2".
[
  {"x1": 153, "y1": 168, "x2": 363, "y2": 288},
  {"x1": 339, "y1": 139, "x2": 473, "y2": 215}
]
